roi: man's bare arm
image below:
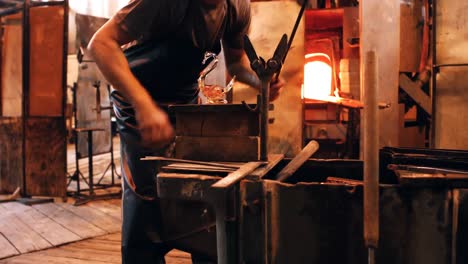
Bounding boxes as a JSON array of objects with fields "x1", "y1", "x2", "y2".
[
  {"x1": 224, "y1": 46, "x2": 261, "y2": 89},
  {"x1": 88, "y1": 17, "x2": 174, "y2": 148},
  {"x1": 88, "y1": 17, "x2": 153, "y2": 108}
]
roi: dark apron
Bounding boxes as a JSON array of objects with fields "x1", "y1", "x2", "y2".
[{"x1": 112, "y1": 31, "x2": 223, "y2": 264}]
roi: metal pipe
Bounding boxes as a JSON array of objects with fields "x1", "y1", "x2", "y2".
[
  {"x1": 433, "y1": 63, "x2": 468, "y2": 68},
  {"x1": 21, "y1": 0, "x2": 31, "y2": 197},
  {"x1": 430, "y1": 0, "x2": 438, "y2": 148},
  {"x1": 273, "y1": 0, "x2": 307, "y2": 80},
  {"x1": 363, "y1": 50, "x2": 379, "y2": 263},
  {"x1": 260, "y1": 79, "x2": 270, "y2": 161},
  {"x1": 63, "y1": 0, "x2": 69, "y2": 187}
]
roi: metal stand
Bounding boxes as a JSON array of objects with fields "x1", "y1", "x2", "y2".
[{"x1": 67, "y1": 83, "x2": 121, "y2": 206}]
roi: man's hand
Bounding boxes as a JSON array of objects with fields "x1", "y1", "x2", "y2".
[
  {"x1": 269, "y1": 77, "x2": 285, "y2": 101},
  {"x1": 135, "y1": 101, "x2": 174, "y2": 149}
]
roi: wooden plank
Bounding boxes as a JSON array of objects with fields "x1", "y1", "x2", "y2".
[
  {"x1": 0, "y1": 232, "x2": 19, "y2": 260},
  {"x1": 167, "y1": 250, "x2": 191, "y2": 259},
  {"x1": 399, "y1": 74, "x2": 432, "y2": 115},
  {"x1": 175, "y1": 136, "x2": 260, "y2": 162},
  {"x1": 93, "y1": 233, "x2": 121, "y2": 242},
  {"x1": 40, "y1": 246, "x2": 121, "y2": 263},
  {"x1": 164, "y1": 257, "x2": 191, "y2": 264},
  {"x1": 1, "y1": 254, "x2": 111, "y2": 264},
  {"x1": 68, "y1": 239, "x2": 120, "y2": 251},
  {"x1": 1, "y1": 202, "x2": 81, "y2": 246},
  {"x1": 32, "y1": 203, "x2": 106, "y2": 239},
  {"x1": 25, "y1": 118, "x2": 66, "y2": 197},
  {"x1": 58, "y1": 203, "x2": 121, "y2": 233},
  {"x1": 0, "y1": 232, "x2": 191, "y2": 264},
  {"x1": 86, "y1": 200, "x2": 122, "y2": 221},
  {"x1": 0, "y1": 213, "x2": 51, "y2": 254}
]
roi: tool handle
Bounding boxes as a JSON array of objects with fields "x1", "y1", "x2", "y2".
[
  {"x1": 276, "y1": 140, "x2": 319, "y2": 182},
  {"x1": 363, "y1": 51, "x2": 379, "y2": 248}
]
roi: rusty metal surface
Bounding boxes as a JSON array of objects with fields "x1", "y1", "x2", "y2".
[
  {"x1": 263, "y1": 182, "x2": 452, "y2": 264},
  {"x1": 156, "y1": 157, "x2": 466, "y2": 263},
  {"x1": 433, "y1": 0, "x2": 468, "y2": 149},
  {"x1": 171, "y1": 104, "x2": 260, "y2": 137},
  {"x1": 0, "y1": 117, "x2": 23, "y2": 193},
  {"x1": 454, "y1": 189, "x2": 468, "y2": 264},
  {"x1": 360, "y1": 0, "x2": 400, "y2": 148},
  {"x1": 157, "y1": 173, "x2": 221, "y2": 201}
]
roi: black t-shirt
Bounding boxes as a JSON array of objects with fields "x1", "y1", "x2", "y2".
[{"x1": 114, "y1": 0, "x2": 251, "y2": 50}]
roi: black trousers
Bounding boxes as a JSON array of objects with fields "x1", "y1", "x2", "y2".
[{"x1": 119, "y1": 127, "x2": 217, "y2": 264}]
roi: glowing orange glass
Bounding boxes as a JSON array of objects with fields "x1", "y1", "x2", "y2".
[{"x1": 303, "y1": 53, "x2": 333, "y2": 100}]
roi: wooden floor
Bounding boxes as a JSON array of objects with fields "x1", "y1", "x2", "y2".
[
  {"x1": 0, "y1": 232, "x2": 191, "y2": 264},
  {"x1": 0, "y1": 199, "x2": 122, "y2": 260},
  {"x1": 0, "y1": 136, "x2": 193, "y2": 263}
]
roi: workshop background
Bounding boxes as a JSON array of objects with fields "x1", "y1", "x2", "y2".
[{"x1": 0, "y1": 0, "x2": 467, "y2": 263}]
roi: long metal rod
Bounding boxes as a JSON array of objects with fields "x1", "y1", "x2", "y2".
[
  {"x1": 285, "y1": 0, "x2": 307, "y2": 62},
  {"x1": 434, "y1": 63, "x2": 468, "y2": 68},
  {"x1": 260, "y1": 79, "x2": 271, "y2": 161},
  {"x1": 21, "y1": 0, "x2": 31, "y2": 196},
  {"x1": 363, "y1": 50, "x2": 379, "y2": 263},
  {"x1": 62, "y1": 0, "x2": 69, "y2": 194},
  {"x1": 274, "y1": 0, "x2": 307, "y2": 80},
  {"x1": 141, "y1": 157, "x2": 245, "y2": 170},
  {"x1": 430, "y1": 0, "x2": 437, "y2": 148}
]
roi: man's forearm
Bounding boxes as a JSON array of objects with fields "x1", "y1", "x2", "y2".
[
  {"x1": 88, "y1": 34, "x2": 154, "y2": 108},
  {"x1": 226, "y1": 55, "x2": 261, "y2": 89}
]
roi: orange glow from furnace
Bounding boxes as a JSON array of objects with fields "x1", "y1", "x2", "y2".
[{"x1": 303, "y1": 53, "x2": 333, "y2": 100}]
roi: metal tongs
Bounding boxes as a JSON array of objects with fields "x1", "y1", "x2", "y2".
[{"x1": 242, "y1": 34, "x2": 289, "y2": 160}]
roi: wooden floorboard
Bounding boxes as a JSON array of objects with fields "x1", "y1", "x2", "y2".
[
  {"x1": 0, "y1": 198, "x2": 123, "y2": 260},
  {"x1": 58, "y1": 203, "x2": 121, "y2": 233},
  {"x1": 32, "y1": 203, "x2": 107, "y2": 239},
  {"x1": 0, "y1": 233, "x2": 19, "y2": 259},
  {"x1": 86, "y1": 200, "x2": 122, "y2": 221},
  {"x1": 0, "y1": 233, "x2": 192, "y2": 264},
  {"x1": 1, "y1": 202, "x2": 81, "y2": 246},
  {"x1": 0, "y1": 213, "x2": 51, "y2": 254}
]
